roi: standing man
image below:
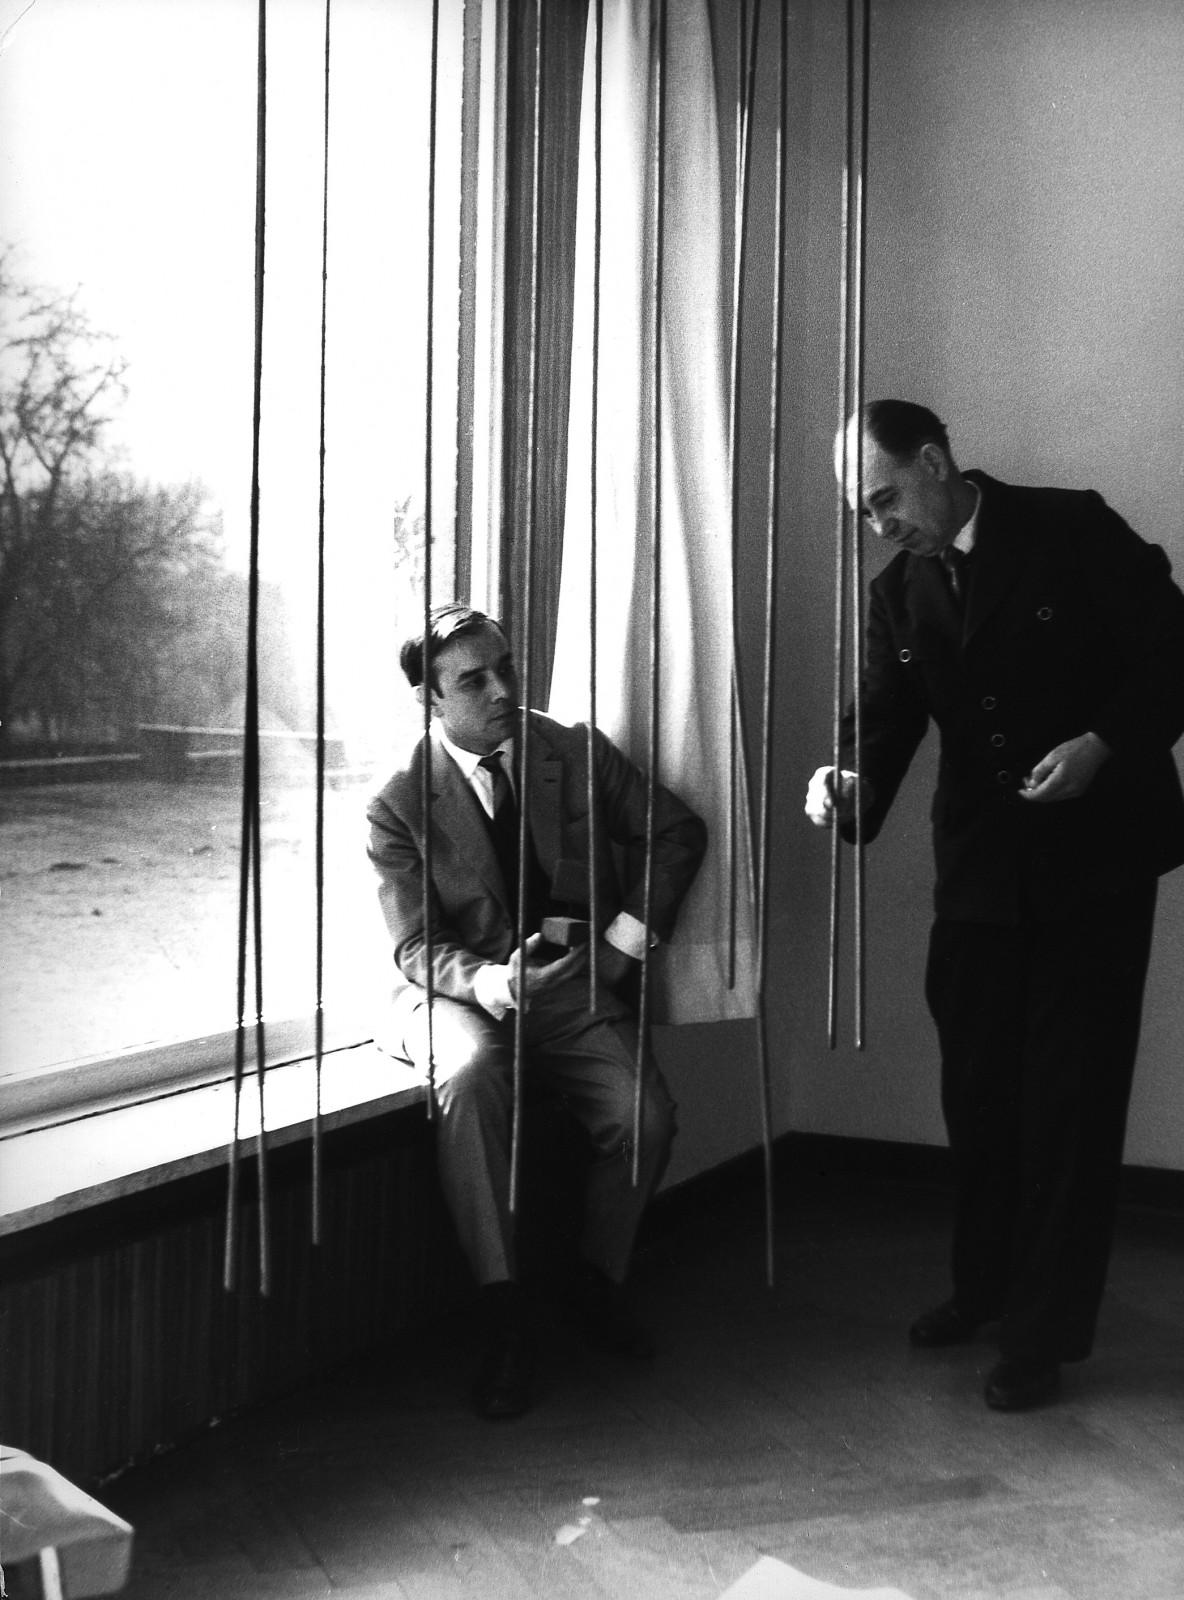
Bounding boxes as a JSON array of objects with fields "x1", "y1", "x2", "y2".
[
  {"x1": 806, "y1": 400, "x2": 1184, "y2": 1410},
  {"x1": 367, "y1": 603, "x2": 706, "y2": 1419}
]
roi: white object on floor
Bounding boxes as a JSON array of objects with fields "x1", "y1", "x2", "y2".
[{"x1": 720, "y1": 1554, "x2": 917, "y2": 1600}]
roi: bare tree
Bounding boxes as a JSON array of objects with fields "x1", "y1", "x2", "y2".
[{"x1": 0, "y1": 257, "x2": 239, "y2": 748}]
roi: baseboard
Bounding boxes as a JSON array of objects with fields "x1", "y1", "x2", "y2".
[{"x1": 647, "y1": 1131, "x2": 1184, "y2": 1239}]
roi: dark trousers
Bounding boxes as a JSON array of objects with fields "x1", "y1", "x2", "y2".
[
  {"x1": 925, "y1": 881, "x2": 1157, "y2": 1363},
  {"x1": 399, "y1": 974, "x2": 676, "y2": 1287}
]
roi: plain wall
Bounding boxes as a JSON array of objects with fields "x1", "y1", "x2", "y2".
[{"x1": 661, "y1": 0, "x2": 1184, "y2": 1186}]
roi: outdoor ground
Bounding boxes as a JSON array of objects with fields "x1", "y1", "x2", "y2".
[{"x1": 0, "y1": 777, "x2": 389, "y2": 1077}]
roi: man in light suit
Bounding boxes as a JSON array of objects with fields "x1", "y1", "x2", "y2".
[
  {"x1": 367, "y1": 603, "x2": 706, "y2": 1418},
  {"x1": 806, "y1": 400, "x2": 1184, "y2": 1411}
]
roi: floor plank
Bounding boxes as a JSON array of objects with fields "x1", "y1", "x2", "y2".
[{"x1": 101, "y1": 1167, "x2": 1184, "y2": 1599}]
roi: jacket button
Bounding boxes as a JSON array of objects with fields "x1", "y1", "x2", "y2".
[
  {"x1": 996, "y1": 770, "x2": 1012, "y2": 785},
  {"x1": 990, "y1": 733, "x2": 1006, "y2": 748},
  {"x1": 1037, "y1": 606, "x2": 1053, "y2": 621},
  {"x1": 898, "y1": 647, "x2": 912, "y2": 663},
  {"x1": 981, "y1": 695, "x2": 997, "y2": 711}
]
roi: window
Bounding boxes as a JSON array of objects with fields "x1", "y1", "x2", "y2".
[{"x1": 0, "y1": 0, "x2": 487, "y2": 1108}]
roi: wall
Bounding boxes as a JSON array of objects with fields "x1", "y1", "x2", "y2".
[{"x1": 663, "y1": 0, "x2": 1184, "y2": 1184}]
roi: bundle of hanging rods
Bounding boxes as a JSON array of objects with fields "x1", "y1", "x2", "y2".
[
  {"x1": 505, "y1": 0, "x2": 546, "y2": 1218},
  {"x1": 224, "y1": 0, "x2": 870, "y2": 1298},
  {"x1": 420, "y1": 0, "x2": 444, "y2": 1140},
  {"x1": 828, "y1": 0, "x2": 871, "y2": 1054},
  {"x1": 224, "y1": 0, "x2": 272, "y2": 1297},
  {"x1": 311, "y1": 0, "x2": 333, "y2": 1249},
  {"x1": 727, "y1": 0, "x2": 776, "y2": 1285},
  {"x1": 585, "y1": 0, "x2": 606, "y2": 1017}
]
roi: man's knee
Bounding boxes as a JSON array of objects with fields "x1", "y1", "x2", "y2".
[
  {"x1": 593, "y1": 1070, "x2": 676, "y2": 1164},
  {"x1": 432, "y1": 1036, "x2": 513, "y2": 1119},
  {"x1": 402, "y1": 998, "x2": 513, "y2": 1117},
  {"x1": 640, "y1": 1075, "x2": 677, "y2": 1160}
]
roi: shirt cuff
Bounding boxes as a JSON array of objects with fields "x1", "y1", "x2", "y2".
[
  {"x1": 473, "y1": 962, "x2": 515, "y2": 1019},
  {"x1": 605, "y1": 912, "x2": 656, "y2": 963}
]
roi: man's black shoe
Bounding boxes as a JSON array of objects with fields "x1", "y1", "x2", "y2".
[
  {"x1": 984, "y1": 1357, "x2": 1061, "y2": 1412},
  {"x1": 908, "y1": 1299, "x2": 981, "y2": 1348},
  {"x1": 472, "y1": 1281, "x2": 534, "y2": 1419},
  {"x1": 566, "y1": 1263, "x2": 656, "y2": 1359},
  {"x1": 471, "y1": 1327, "x2": 534, "y2": 1419}
]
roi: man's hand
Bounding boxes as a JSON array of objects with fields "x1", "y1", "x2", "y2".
[
  {"x1": 1020, "y1": 732, "x2": 1112, "y2": 803},
  {"x1": 506, "y1": 932, "x2": 585, "y2": 1008},
  {"x1": 805, "y1": 766, "x2": 868, "y2": 828}
]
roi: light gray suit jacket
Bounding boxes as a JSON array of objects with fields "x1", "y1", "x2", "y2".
[{"x1": 366, "y1": 710, "x2": 707, "y2": 1021}]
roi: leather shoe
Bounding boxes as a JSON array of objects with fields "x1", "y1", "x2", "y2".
[
  {"x1": 984, "y1": 1357, "x2": 1061, "y2": 1412},
  {"x1": 471, "y1": 1327, "x2": 534, "y2": 1419},
  {"x1": 908, "y1": 1299, "x2": 981, "y2": 1348}
]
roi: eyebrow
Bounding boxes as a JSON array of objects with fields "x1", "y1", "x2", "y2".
[
  {"x1": 456, "y1": 653, "x2": 514, "y2": 686},
  {"x1": 863, "y1": 486, "x2": 896, "y2": 514}
]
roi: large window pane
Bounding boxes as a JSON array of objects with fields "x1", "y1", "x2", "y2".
[{"x1": 0, "y1": 0, "x2": 464, "y2": 1077}]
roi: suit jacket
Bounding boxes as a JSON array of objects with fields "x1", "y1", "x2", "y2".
[
  {"x1": 840, "y1": 471, "x2": 1184, "y2": 923},
  {"x1": 367, "y1": 709, "x2": 707, "y2": 1014}
]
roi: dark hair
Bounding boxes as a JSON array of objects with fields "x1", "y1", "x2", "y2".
[
  {"x1": 399, "y1": 603, "x2": 507, "y2": 692},
  {"x1": 861, "y1": 399, "x2": 952, "y2": 461}
]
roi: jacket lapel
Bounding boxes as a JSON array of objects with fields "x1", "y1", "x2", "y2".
[
  {"x1": 962, "y1": 471, "x2": 1029, "y2": 645},
  {"x1": 905, "y1": 548, "x2": 962, "y2": 642},
  {"x1": 427, "y1": 736, "x2": 509, "y2": 908},
  {"x1": 524, "y1": 715, "x2": 564, "y2": 877},
  {"x1": 901, "y1": 473, "x2": 1032, "y2": 651},
  {"x1": 422, "y1": 716, "x2": 567, "y2": 912}
]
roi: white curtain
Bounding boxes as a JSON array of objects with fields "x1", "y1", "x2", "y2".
[{"x1": 548, "y1": 0, "x2": 756, "y2": 1024}]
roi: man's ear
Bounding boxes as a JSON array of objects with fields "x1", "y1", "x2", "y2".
[
  {"x1": 415, "y1": 682, "x2": 437, "y2": 717},
  {"x1": 918, "y1": 441, "x2": 950, "y2": 480}
]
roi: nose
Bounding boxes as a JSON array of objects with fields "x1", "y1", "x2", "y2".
[
  {"x1": 866, "y1": 511, "x2": 896, "y2": 541},
  {"x1": 490, "y1": 669, "x2": 514, "y2": 702}
]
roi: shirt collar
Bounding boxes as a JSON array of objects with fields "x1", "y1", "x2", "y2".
[
  {"x1": 952, "y1": 480, "x2": 981, "y2": 555},
  {"x1": 433, "y1": 723, "x2": 515, "y2": 781}
]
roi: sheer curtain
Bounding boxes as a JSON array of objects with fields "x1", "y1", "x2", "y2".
[{"x1": 548, "y1": 0, "x2": 755, "y2": 1024}]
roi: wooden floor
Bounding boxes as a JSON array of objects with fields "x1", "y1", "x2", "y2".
[{"x1": 100, "y1": 1161, "x2": 1184, "y2": 1600}]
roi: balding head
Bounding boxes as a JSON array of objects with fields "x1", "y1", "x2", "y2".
[{"x1": 835, "y1": 400, "x2": 975, "y2": 557}]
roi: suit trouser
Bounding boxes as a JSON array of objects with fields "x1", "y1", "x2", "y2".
[
  {"x1": 925, "y1": 881, "x2": 1157, "y2": 1364},
  {"x1": 398, "y1": 975, "x2": 676, "y2": 1287}
]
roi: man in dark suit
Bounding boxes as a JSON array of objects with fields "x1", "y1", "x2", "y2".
[
  {"x1": 806, "y1": 399, "x2": 1184, "y2": 1410},
  {"x1": 367, "y1": 603, "x2": 706, "y2": 1418}
]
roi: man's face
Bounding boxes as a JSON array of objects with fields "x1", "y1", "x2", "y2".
[
  {"x1": 428, "y1": 622, "x2": 519, "y2": 754},
  {"x1": 836, "y1": 425, "x2": 961, "y2": 556}
]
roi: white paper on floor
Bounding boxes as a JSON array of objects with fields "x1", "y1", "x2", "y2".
[
  {"x1": 554, "y1": 1497, "x2": 601, "y2": 1545},
  {"x1": 720, "y1": 1555, "x2": 917, "y2": 1600},
  {"x1": 554, "y1": 1516, "x2": 593, "y2": 1546}
]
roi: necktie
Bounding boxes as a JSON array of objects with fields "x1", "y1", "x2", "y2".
[
  {"x1": 479, "y1": 751, "x2": 512, "y2": 817},
  {"x1": 940, "y1": 544, "x2": 968, "y2": 604},
  {"x1": 478, "y1": 750, "x2": 522, "y2": 917}
]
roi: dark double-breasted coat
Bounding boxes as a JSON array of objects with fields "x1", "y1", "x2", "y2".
[
  {"x1": 839, "y1": 470, "x2": 1184, "y2": 1362},
  {"x1": 842, "y1": 470, "x2": 1184, "y2": 922}
]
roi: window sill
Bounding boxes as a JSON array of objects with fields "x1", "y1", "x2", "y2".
[{"x1": 0, "y1": 1043, "x2": 426, "y2": 1238}]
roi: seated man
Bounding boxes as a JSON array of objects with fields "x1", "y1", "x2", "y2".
[{"x1": 366, "y1": 603, "x2": 706, "y2": 1418}]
